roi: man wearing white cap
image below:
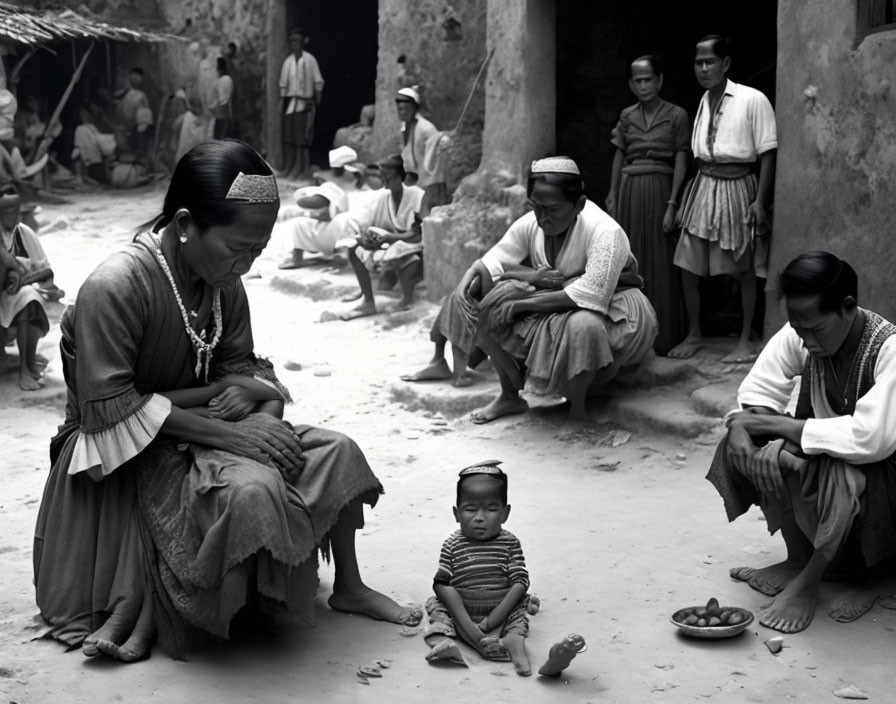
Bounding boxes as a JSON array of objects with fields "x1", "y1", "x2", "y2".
[
  {"x1": 275, "y1": 147, "x2": 360, "y2": 269},
  {"x1": 396, "y1": 86, "x2": 437, "y2": 187}
]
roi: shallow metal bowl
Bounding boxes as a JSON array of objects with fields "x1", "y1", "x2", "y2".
[{"x1": 670, "y1": 606, "x2": 754, "y2": 639}]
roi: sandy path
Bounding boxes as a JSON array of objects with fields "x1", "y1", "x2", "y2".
[{"x1": 0, "y1": 184, "x2": 892, "y2": 703}]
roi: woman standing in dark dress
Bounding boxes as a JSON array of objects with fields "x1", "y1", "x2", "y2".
[{"x1": 607, "y1": 54, "x2": 689, "y2": 355}]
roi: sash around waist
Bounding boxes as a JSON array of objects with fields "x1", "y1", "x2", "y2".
[
  {"x1": 622, "y1": 161, "x2": 674, "y2": 176},
  {"x1": 697, "y1": 161, "x2": 753, "y2": 179}
]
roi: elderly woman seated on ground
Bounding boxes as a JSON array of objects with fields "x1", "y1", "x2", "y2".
[
  {"x1": 403, "y1": 156, "x2": 658, "y2": 425},
  {"x1": 0, "y1": 184, "x2": 57, "y2": 390},
  {"x1": 340, "y1": 154, "x2": 424, "y2": 318},
  {"x1": 708, "y1": 251, "x2": 896, "y2": 634}
]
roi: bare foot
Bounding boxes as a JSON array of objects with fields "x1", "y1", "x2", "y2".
[
  {"x1": 720, "y1": 342, "x2": 758, "y2": 365},
  {"x1": 338, "y1": 301, "x2": 377, "y2": 321},
  {"x1": 328, "y1": 588, "x2": 422, "y2": 625},
  {"x1": 537, "y1": 633, "x2": 586, "y2": 676},
  {"x1": 451, "y1": 373, "x2": 473, "y2": 388},
  {"x1": 477, "y1": 635, "x2": 511, "y2": 661},
  {"x1": 341, "y1": 289, "x2": 363, "y2": 303},
  {"x1": 19, "y1": 369, "x2": 42, "y2": 390},
  {"x1": 667, "y1": 334, "x2": 702, "y2": 360},
  {"x1": 730, "y1": 561, "x2": 803, "y2": 596},
  {"x1": 425, "y1": 638, "x2": 468, "y2": 666},
  {"x1": 82, "y1": 611, "x2": 136, "y2": 658},
  {"x1": 401, "y1": 359, "x2": 452, "y2": 383},
  {"x1": 502, "y1": 633, "x2": 531, "y2": 676},
  {"x1": 277, "y1": 256, "x2": 306, "y2": 270},
  {"x1": 95, "y1": 637, "x2": 151, "y2": 663},
  {"x1": 759, "y1": 574, "x2": 819, "y2": 633},
  {"x1": 469, "y1": 395, "x2": 529, "y2": 425}
]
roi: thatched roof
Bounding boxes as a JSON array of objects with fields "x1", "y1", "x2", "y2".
[{"x1": 0, "y1": 2, "x2": 175, "y2": 45}]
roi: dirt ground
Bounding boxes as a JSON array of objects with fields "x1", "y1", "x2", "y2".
[{"x1": 0, "y1": 183, "x2": 893, "y2": 704}]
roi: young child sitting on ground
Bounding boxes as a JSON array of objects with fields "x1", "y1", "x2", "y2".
[{"x1": 424, "y1": 460, "x2": 586, "y2": 677}]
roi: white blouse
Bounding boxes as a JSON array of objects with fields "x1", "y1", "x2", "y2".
[{"x1": 738, "y1": 320, "x2": 896, "y2": 463}]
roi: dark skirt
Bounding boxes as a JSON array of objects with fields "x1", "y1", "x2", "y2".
[
  {"x1": 616, "y1": 170, "x2": 686, "y2": 355},
  {"x1": 34, "y1": 423, "x2": 382, "y2": 657}
]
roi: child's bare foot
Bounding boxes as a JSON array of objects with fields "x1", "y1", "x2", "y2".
[
  {"x1": 502, "y1": 633, "x2": 531, "y2": 676},
  {"x1": 538, "y1": 634, "x2": 586, "y2": 676},
  {"x1": 425, "y1": 639, "x2": 468, "y2": 666},
  {"x1": 328, "y1": 587, "x2": 422, "y2": 625},
  {"x1": 477, "y1": 635, "x2": 511, "y2": 661}
]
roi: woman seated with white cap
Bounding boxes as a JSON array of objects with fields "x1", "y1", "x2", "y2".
[
  {"x1": 403, "y1": 156, "x2": 658, "y2": 424},
  {"x1": 275, "y1": 146, "x2": 361, "y2": 270}
]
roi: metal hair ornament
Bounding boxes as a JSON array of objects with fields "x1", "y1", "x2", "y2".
[
  {"x1": 224, "y1": 172, "x2": 279, "y2": 204},
  {"x1": 530, "y1": 156, "x2": 581, "y2": 176}
]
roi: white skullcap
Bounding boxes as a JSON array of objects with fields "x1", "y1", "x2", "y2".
[
  {"x1": 328, "y1": 145, "x2": 358, "y2": 169},
  {"x1": 396, "y1": 87, "x2": 421, "y2": 105},
  {"x1": 530, "y1": 156, "x2": 581, "y2": 176}
]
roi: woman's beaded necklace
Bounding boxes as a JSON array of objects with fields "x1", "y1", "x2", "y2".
[{"x1": 152, "y1": 236, "x2": 222, "y2": 383}]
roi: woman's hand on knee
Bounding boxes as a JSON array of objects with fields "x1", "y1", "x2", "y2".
[{"x1": 225, "y1": 414, "x2": 306, "y2": 479}]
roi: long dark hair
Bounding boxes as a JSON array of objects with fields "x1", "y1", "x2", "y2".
[
  {"x1": 152, "y1": 139, "x2": 275, "y2": 232},
  {"x1": 777, "y1": 251, "x2": 858, "y2": 313}
]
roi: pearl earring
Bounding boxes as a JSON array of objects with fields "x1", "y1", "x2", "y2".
[{"x1": 179, "y1": 234, "x2": 188, "y2": 244}]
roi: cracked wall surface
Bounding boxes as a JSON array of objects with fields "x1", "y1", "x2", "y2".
[{"x1": 771, "y1": 1, "x2": 896, "y2": 327}]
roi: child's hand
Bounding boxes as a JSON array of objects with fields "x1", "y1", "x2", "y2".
[{"x1": 208, "y1": 386, "x2": 256, "y2": 421}]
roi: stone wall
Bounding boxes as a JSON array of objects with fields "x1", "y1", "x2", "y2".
[
  {"x1": 422, "y1": 0, "x2": 555, "y2": 302},
  {"x1": 770, "y1": 1, "x2": 896, "y2": 329},
  {"x1": 369, "y1": 0, "x2": 487, "y2": 175}
]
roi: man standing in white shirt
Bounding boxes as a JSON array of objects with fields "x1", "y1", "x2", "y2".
[
  {"x1": 279, "y1": 27, "x2": 324, "y2": 181},
  {"x1": 669, "y1": 35, "x2": 777, "y2": 364}
]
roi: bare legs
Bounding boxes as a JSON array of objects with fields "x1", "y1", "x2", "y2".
[
  {"x1": 340, "y1": 247, "x2": 378, "y2": 319},
  {"x1": 327, "y1": 504, "x2": 422, "y2": 625},
  {"x1": 401, "y1": 334, "x2": 473, "y2": 387},
  {"x1": 720, "y1": 268, "x2": 758, "y2": 363},
  {"x1": 469, "y1": 332, "x2": 528, "y2": 424},
  {"x1": 668, "y1": 268, "x2": 758, "y2": 362},
  {"x1": 668, "y1": 270, "x2": 702, "y2": 359},
  {"x1": 396, "y1": 260, "x2": 422, "y2": 309}
]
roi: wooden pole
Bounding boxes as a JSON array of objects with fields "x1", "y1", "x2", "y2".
[{"x1": 34, "y1": 42, "x2": 95, "y2": 162}]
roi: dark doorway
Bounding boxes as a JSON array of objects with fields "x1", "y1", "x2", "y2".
[
  {"x1": 286, "y1": 1, "x2": 378, "y2": 167},
  {"x1": 556, "y1": 0, "x2": 778, "y2": 339}
]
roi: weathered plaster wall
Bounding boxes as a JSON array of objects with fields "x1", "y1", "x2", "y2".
[
  {"x1": 369, "y1": 0, "x2": 487, "y2": 168},
  {"x1": 422, "y1": 0, "x2": 554, "y2": 302},
  {"x1": 771, "y1": 1, "x2": 896, "y2": 329},
  {"x1": 480, "y1": 0, "x2": 555, "y2": 183}
]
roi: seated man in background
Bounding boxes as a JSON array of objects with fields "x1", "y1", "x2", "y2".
[{"x1": 341, "y1": 154, "x2": 424, "y2": 318}]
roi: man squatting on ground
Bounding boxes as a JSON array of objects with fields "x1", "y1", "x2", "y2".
[{"x1": 424, "y1": 460, "x2": 586, "y2": 677}]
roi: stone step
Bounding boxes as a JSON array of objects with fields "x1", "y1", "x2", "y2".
[{"x1": 605, "y1": 387, "x2": 725, "y2": 439}]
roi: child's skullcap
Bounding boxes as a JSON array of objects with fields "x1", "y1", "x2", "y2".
[{"x1": 458, "y1": 459, "x2": 505, "y2": 478}]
